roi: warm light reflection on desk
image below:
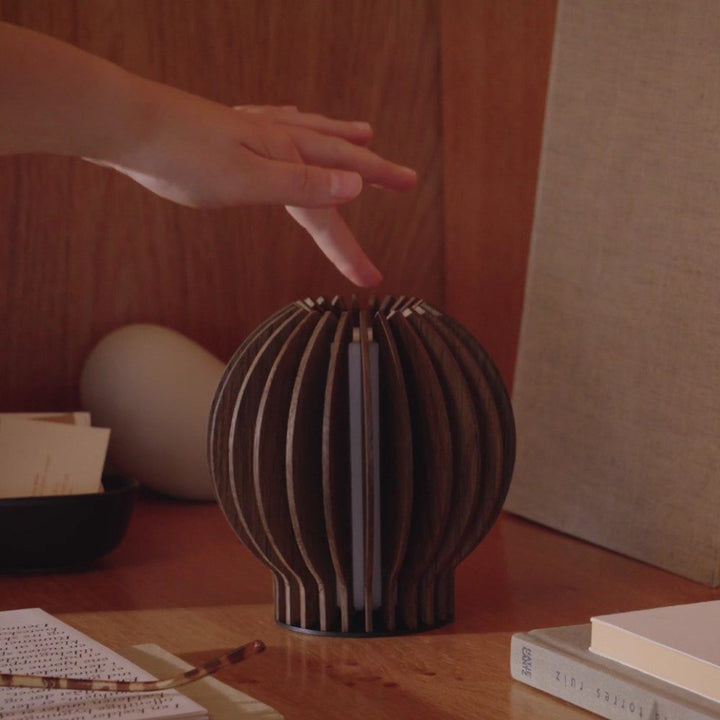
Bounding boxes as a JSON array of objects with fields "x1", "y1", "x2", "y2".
[{"x1": 1, "y1": 495, "x2": 718, "y2": 719}]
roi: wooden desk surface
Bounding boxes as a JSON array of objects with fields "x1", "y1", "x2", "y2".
[{"x1": 2, "y1": 493, "x2": 718, "y2": 719}]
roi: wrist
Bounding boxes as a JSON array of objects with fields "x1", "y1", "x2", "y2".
[{"x1": 78, "y1": 68, "x2": 163, "y2": 167}]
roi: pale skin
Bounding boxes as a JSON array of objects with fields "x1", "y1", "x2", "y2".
[{"x1": 0, "y1": 21, "x2": 417, "y2": 287}]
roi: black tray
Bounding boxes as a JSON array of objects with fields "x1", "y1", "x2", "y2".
[{"x1": 0, "y1": 473, "x2": 139, "y2": 572}]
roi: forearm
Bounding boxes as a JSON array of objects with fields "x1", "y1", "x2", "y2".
[{"x1": 0, "y1": 21, "x2": 149, "y2": 161}]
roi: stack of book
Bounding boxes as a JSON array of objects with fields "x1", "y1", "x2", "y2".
[{"x1": 510, "y1": 600, "x2": 720, "y2": 720}]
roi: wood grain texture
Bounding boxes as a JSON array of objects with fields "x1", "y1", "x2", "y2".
[
  {"x1": 388, "y1": 310, "x2": 453, "y2": 630},
  {"x1": 405, "y1": 309, "x2": 480, "y2": 624},
  {"x1": 440, "y1": 0, "x2": 557, "y2": 388},
  {"x1": 254, "y1": 312, "x2": 322, "y2": 629},
  {"x1": 2, "y1": 502, "x2": 719, "y2": 720},
  {"x1": 418, "y1": 307, "x2": 504, "y2": 570},
  {"x1": 226, "y1": 309, "x2": 309, "y2": 624},
  {"x1": 0, "y1": 0, "x2": 442, "y2": 411},
  {"x1": 3, "y1": 497, "x2": 717, "y2": 624},
  {"x1": 426, "y1": 301, "x2": 516, "y2": 528},
  {"x1": 322, "y1": 311, "x2": 355, "y2": 632},
  {"x1": 211, "y1": 299, "x2": 513, "y2": 634},
  {"x1": 358, "y1": 310, "x2": 375, "y2": 632},
  {"x1": 209, "y1": 303, "x2": 302, "y2": 542},
  {"x1": 373, "y1": 312, "x2": 413, "y2": 632},
  {"x1": 2, "y1": 487, "x2": 720, "y2": 718},
  {"x1": 286, "y1": 311, "x2": 339, "y2": 632}
]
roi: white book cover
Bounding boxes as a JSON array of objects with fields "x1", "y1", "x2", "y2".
[{"x1": 590, "y1": 600, "x2": 720, "y2": 702}]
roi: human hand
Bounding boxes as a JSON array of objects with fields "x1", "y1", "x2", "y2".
[
  {"x1": 1, "y1": 23, "x2": 414, "y2": 285},
  {"x1": 241, "y1": 105, "x2": 417, "y2": 288},
  {"x1": 104, "y1": 88, "x2": 417, "y2": 287}
]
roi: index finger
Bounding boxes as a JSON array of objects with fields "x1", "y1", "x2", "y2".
[{"x1": 285, "y1": 206, "x2": 383, "y2": 287}]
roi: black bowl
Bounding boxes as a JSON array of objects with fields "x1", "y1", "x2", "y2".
[{"x1": 0, "y1": 473, "x2": 139, "y2": 572}]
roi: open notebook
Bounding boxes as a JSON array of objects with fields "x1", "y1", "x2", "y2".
[{"x1": 0, "y1": 608, "x2": 281, "y2": 720}]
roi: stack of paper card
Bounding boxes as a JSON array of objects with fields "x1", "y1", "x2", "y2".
[{"x1": 0, "y1": 412, "x2": 110, "y2": 499}]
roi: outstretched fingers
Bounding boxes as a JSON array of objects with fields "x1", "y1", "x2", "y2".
[
  {"x1": 232, "y1": 108, "x2": 416, "y2": 202},
  {"x1": 224, "y1": 105, "x2": 414, "y2": 285},
  {"x1": 285, "y1": 126, "x2": 417, "y2": 192},
  {"x1": 239, "y1": 153, "x2": 363, "y2": 207},
  {"x1": 234, "y1": 105, "x2": 373, "y2": 145}
]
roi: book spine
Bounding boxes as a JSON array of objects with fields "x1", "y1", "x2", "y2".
[{"x1": 510, "y1": 634, "x2": 716, "y2": 720}]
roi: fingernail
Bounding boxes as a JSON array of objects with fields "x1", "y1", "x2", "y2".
[
  {"x1": 331, "y1": 172, "x2": 362, "y2": 200},
  {"x1": 364, "y1": 266, "x2": 383, "y2": 287},
  {"x1": 353, "y1": 121, "x2": 372, "y2": 133},
  {"x1": 349, "y1": 263, "x2": 383, "y2": 288}
]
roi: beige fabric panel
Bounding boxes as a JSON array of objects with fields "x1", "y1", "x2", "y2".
[{"x1": 506, "y1": 0, "x2": 720, "y2": 584}]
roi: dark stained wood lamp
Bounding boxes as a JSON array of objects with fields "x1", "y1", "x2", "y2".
[{"x1": 209, "y1": 296, "x2": 515, "y2": 636}]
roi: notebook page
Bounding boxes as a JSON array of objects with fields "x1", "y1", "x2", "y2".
[{"x1": 0, "y1": 609, "x2": 206, "y2": 720}]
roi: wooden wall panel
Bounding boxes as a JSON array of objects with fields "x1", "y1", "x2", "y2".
[
  {"x1": 440, "y1": 0, "x2": 557, "y2": 388},
  {"x1": 0, "y1": 0, "x2": 442, "y2": 410}
]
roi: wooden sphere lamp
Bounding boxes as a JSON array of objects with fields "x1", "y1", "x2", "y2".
[{"x1": 209, "y1": 296, "x2": 515, "y2": 635}]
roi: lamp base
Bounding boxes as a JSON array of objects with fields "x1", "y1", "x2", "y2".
[{"x1": 277, "y1": 611, "x2": 453, "y2": 638}]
